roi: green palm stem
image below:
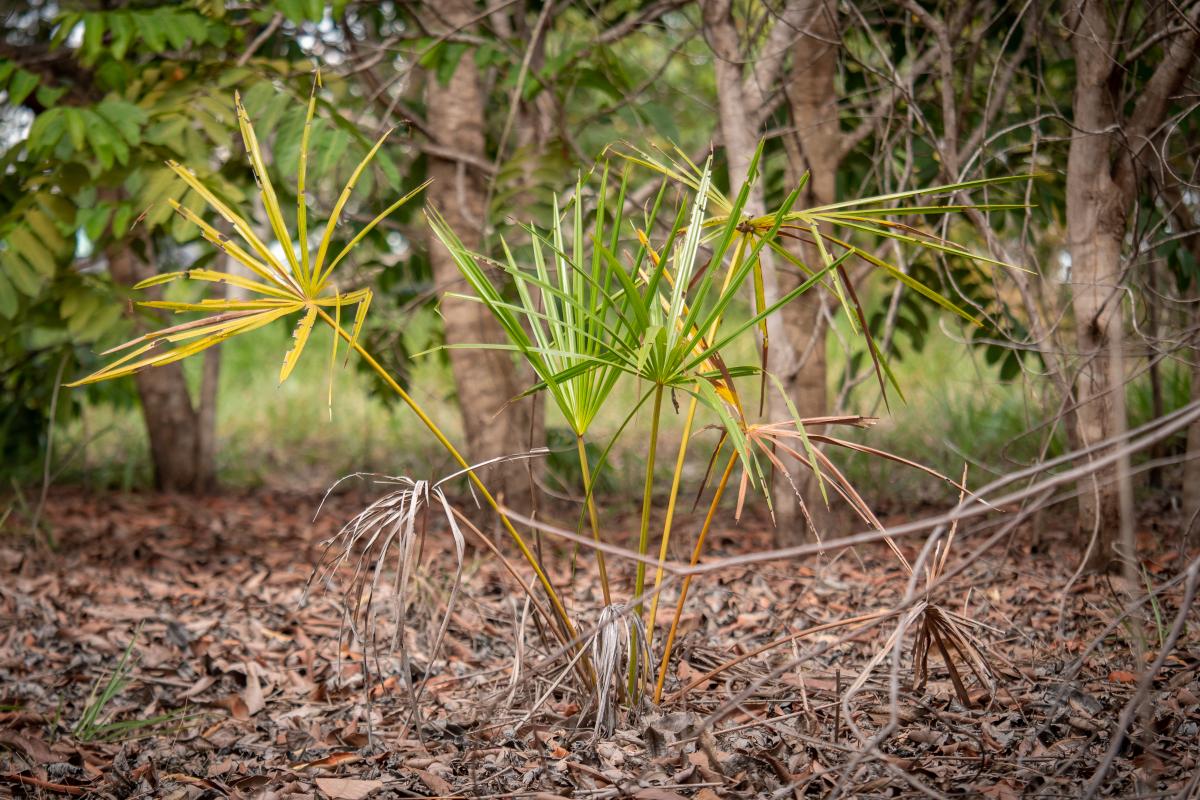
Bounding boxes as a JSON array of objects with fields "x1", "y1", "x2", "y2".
[
  {"x1": 653, "y1": 448, "x2": 738, "y2": 704},
  {"x1": 633, "y1": 384, "x2": 667, "y2": 612},
  {"x1": 629, "y1": 382, "x2": 666, "y2": 698},
  {"x1": 645, "y1": 393, "x2": 699, "y2": 652},
  {"x1": 576, "y1": 434, "x2": 613, "y2": 606},
  {"x1": 318, "y1": 308, "x2": 583, "y2": 659}
]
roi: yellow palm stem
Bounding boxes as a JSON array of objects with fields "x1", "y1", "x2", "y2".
[
  {"x1": 632, "y1": 384, "x2": 666, "y2": 614},
  {"x1": 317, "y1": 309, "x2": 581, "y2": 651},
  {"x1": 629, "y1": 383, "x2": 666, "y2": 699},
  {"x1": 653, "y1": 448, "x2": 737, "y2": 703},
  {"x1": 646, "y1": 394, "x2": 699, "y2": 652}
]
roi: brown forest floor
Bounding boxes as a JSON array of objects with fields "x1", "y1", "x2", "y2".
[{"x1": 1, "y1": 487, "x2": 1199, "y2": 799}]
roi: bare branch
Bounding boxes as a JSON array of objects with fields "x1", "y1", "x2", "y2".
[{"x1": 1113, "y1": 3, "x2": 1200, "y2": 200}]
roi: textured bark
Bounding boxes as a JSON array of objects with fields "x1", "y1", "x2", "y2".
[
  {"x1": 107, "y1": 246, "x2": 215, "y2": 492},
  {"x1": 702, "y1": 0, "x2": 838, "y2": 543},
  {"x1": 1065, "y1": 1, "x2": 1199, "y2": 571},
  {"x1": 771, "y1": 0, "x2": 839, "y2": 545},
  {"x1": 425, "y1": 0, "x2": 540, "y2": 504},
  {"x1": 702, "y1": 0, "x2": 762, "y2": 192}
]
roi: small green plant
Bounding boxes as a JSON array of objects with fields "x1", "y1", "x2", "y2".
[
  {"x1": 72, "y1": 626, "x2": 194, "y2": 742},
  {"x1": 435, "y1": 141, "x2": 1031, "y2": 706}
]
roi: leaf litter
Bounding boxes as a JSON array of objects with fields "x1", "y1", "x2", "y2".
[{"x1": 1, "y1": 487, "x2": 1198, "y2": 798}]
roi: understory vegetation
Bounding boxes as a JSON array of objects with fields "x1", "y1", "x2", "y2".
[{"x1": 2, "y1": 2, "x2": 1199, "y2": 798}]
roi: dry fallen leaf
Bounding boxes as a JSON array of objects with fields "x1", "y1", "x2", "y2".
[
  {"x1": 315, "y1": 777, "x2": 384, "y2": 799},
  {"x1": 243, "y1": 660, "x2": 265, "y2": 716},
  {"x1": 291, "y1": 752, "x2": 362, "y2": 771},
  {"x1": 215, "y1": 694, "x2": 250, "y2": 721},
  {"x1": 416, "y1": 769, "x2": 452, "y2": 795},
  {"x1": 0, "y1": 729, "x2": 56, "y2": 763}
]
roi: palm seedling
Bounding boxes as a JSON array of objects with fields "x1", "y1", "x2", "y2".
[
  {"x1": 438, "y1": 145, "x2": 1033, "y2": 709},
  {"x1": 434, "y1": 148, "x2": 849, "y2": 702},
  {"x1": 66, "y1": 74, "x2": 584, "y2": 661}
]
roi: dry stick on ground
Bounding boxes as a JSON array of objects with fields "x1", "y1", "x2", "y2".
[{"x1": 499, "y1": 398, "x2": 1200, "y2": 592}]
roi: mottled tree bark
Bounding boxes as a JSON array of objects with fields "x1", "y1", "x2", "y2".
[
  {"x1": 425, "y1": 0, "x2": 540, "y2": 504},
  {"x1": 771, "y1": 0, "x2": 839, "y2": 545},
  {"x1": 703, "y1": 0, "x2": 838, "y2": 544},
  {"x1": 1065, "y1": 1, "x2": 1199, "y2": 571}
]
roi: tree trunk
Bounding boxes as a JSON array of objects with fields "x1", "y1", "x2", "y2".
[
  {"x1": 1065, "y1": 2, "x2": 1129, "y2": 572},
  {"x1": 107, "y1": 245, "x2": 215, "y2": 492},
  {"x1": 1159, "y1": 184, "x2": 1200, "y2": 528},
  {"x1": 702, "y1": 0, "x2": 763, "y2": 191},
  {"x1": 771, "y1": 0, "x2": 839, "y2": 546},
  {"x1": 425, "y1": 0, "x2": 540, "y2": 504},
  {"x1": 1065, "y1": 1, "x2": 1199, "y2": 570},
  {"x1": 703, "y1": 0, "x2": 840, "y2": 543}
]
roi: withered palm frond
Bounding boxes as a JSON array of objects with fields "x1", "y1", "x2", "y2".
[{"x1": 310, "y1": 473, "x2": 466, "y2": 734}]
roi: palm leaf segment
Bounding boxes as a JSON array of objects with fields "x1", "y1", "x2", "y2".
[
  {"x1": 68, "y1": 72, "x2": 428, "y2": 389},
  {"x1": 428, "y1": 168, "x2": 630, "y2": 439},
  {"x1": 614, "y1": 142, "x2": 1034, "y2": 402}
]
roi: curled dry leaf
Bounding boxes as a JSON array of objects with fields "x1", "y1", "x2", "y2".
[{"x1": 416, "y1": 768, "x2": 452, "y2": 795}]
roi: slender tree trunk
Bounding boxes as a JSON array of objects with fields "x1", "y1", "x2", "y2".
[
  {"x1": 1065, "y1": 1, "x2": 1199, "y2": 570},
  {"x1": 771, "y1": 0, "x2": 839, "y2": 545},
  {"x1": 703, "y1": 0, "x2": 839, "y2": 543},
  {"x1": 1065, "y1": 2, "x2": 1129, "y2": 572},
  {"x1": 702, "y1": 0, "x2": 762, "y2": 193},
  {"x1": 107, "y1": 245, "x2": 215, "y2": 492},
  {"x1": 425, "y1": 0, "x2": 539, "y2": 503},
  {"x1": 1159, "y1": 184, "x2": 1200, "y2": 525}
]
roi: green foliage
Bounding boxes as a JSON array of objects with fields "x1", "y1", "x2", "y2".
[
  {"x1": 72, "y1": 626, "x2": 195, "y2": 743},
  {"x1": 0, "y1": 2, "x2": 412, "y2": 477}
]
